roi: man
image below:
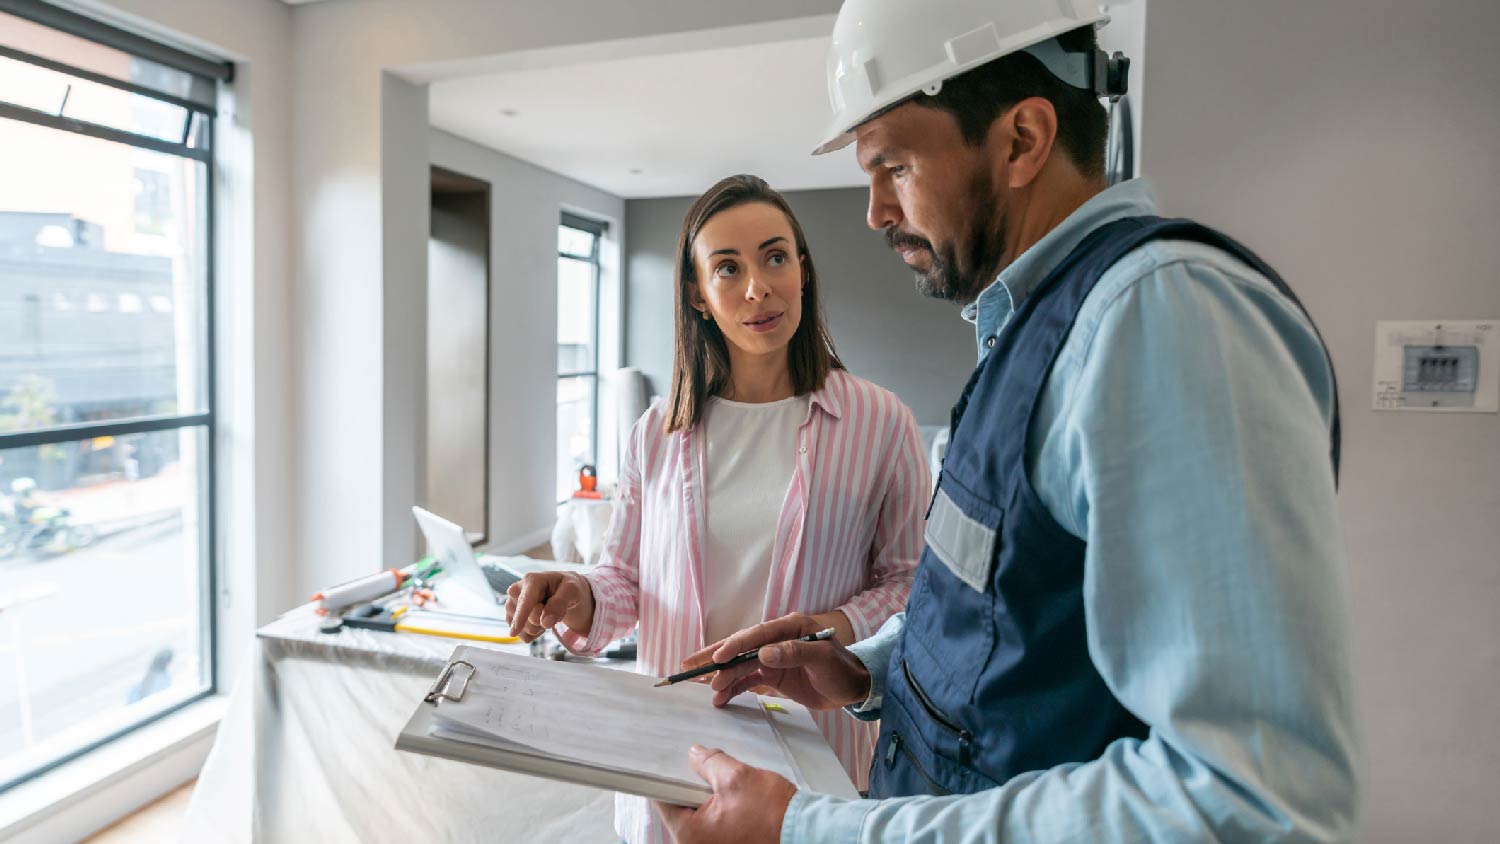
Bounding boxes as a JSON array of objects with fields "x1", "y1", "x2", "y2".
[{"x1": 657, "y1": 0, "x2": 1360, "y2": 842}]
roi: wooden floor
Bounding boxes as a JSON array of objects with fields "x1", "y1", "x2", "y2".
[{"x1": 84, "y1": 779, "x2": 194, "y2": 843}]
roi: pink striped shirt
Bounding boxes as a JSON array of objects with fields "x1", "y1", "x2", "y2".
[{"x1": 556, "y1": 369, "x2": 927, "y2": 844}]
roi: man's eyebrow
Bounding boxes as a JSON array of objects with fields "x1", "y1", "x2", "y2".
[{"x1": 861, "y1": 152, "x2": 887, "y2": 170}]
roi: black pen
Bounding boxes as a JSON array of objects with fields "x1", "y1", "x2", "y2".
[{"x1": 654, "y1": 628, "x2": 837, "y2": 687}]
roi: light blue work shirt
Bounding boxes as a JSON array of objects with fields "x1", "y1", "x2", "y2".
[{"x1": 781, "y1": 180, "x2": 1360, "y2": 843}]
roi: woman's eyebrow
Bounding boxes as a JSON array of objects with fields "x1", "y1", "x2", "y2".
[{"x1": 710, "y1": 236, "x2": 786, "y2": 258}]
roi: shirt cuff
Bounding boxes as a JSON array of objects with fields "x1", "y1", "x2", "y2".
[
  {"x1": 843, "y1": 614, "x2": 902, "y2": 720},
  {"x1": 780, "y1": 790, "x2": 877, "y2": 844},
  {"x1": 552, "y1": 622, "x2": 602, "y2": 657}
]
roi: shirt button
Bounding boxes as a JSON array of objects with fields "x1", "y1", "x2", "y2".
[
  {"x1": 799, "y1": 445, "x2": 807, "y2": 454},
  {"x1": 985, "y1": 336, "x2": 996, "y2": 349}
]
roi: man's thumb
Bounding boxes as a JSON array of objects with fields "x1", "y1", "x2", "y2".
[
  {"x1": 759, "y1": 640, "x2": 826, "y2": 668},
  {"x1": 688, "y1": 745, "x2": 742, "y2": 790}
]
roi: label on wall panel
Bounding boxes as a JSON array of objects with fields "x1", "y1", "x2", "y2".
[{"x1": 1373, "y1": 321, "x2": 1498, "y2": 412}]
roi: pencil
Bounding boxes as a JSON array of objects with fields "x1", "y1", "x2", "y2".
[{"x1": 654, "y1": 628, "x2": 836, "y2": 687}]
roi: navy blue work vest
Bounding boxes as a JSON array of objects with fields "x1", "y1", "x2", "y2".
[{"x1": 869, "y1": 216, "x2": 1341, "y2": 798}]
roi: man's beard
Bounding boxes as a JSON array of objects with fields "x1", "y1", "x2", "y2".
[{"x1": 885, "y1": 171, "x2": 1006, "y2": 305}]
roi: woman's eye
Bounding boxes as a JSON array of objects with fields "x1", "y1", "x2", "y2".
[
  {"x1": 715, "y1": 262, "x2": 738, "y2": 278},
  {"x1": 768, "y1": 253, "x2": 787, "y2": 267}
]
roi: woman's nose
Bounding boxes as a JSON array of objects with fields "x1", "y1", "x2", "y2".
[{"x1": 744, "y1": 270, "x2": 770, "y2": 301}]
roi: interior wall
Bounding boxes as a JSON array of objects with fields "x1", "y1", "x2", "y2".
[
  {"x1": 625, "y1": 188, "x2": 975, "y2": 426},
  {"x1": 1141, "y1": 1, "x2": 1500, "y2": 839},
  {"x1": 428, "y1": 128, "x2": 625, "y2": 552}
]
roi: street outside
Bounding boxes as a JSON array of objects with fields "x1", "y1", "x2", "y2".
[{"x1": 0, "y1": 468, "x2": 206, "y2": 783}]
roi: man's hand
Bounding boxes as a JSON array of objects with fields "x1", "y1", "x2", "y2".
[
  {"x1": 679, "y1": 613, "x2": 872, "y2": 710},
  {"x1": 655, "y1": 745, "x2": 795, "y2": 844},
  {"x1": 504, "y1": 571, "x2": 594, "y2": 643}
]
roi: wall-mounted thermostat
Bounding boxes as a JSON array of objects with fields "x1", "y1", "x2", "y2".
[{"x1": 1373, "y1": 321, "x2": 1497, "y2": 412}]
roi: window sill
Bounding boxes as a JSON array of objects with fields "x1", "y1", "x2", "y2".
[{"x1": 0, "y1": 695, "x2": 226, "y2": 844}]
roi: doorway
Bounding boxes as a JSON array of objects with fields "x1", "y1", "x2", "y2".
[{"x1": 427, "y1": 166, "x2": 491, "y2": 542}]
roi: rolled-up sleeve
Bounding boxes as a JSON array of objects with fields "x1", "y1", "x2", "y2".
[
  {"x1": 555, "y1": 418, "x2": 647, "y2": 656},
  {"x1": 843, "y1": 613, "x2": 903, "y2": 721}
]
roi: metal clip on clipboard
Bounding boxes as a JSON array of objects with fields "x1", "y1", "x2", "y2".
[{"x1": 424, "y1": 659, "x2": 475, "y2": 704}]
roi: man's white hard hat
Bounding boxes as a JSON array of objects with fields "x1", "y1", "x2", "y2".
[{"x1": 814, "y1": 0, "x2": 1124, "y2": 155}]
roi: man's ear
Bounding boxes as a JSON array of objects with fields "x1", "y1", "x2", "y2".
[{"x1": 995, "y1": 97, "x2": 1059, "y2": 190}]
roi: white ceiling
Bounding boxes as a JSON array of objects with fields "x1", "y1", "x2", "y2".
[{"x1": 428, "y1": 36, "x2": 866, "y2": 199}]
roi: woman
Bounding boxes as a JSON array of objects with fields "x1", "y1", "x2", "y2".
[{"x1": 507, "y1": 174, "x2": 927, "y2": 844}]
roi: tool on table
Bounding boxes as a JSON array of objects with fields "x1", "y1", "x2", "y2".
[
  {"x1": 311, "y1": 556, "x2": 437, "y2": 615},
  {"x1": 654, "y1": 628, "x2": 836, "y2": 687},
  {"x1": 338, "y1": 602, "x2": 521, "y2": 644},
  {"x1": 600, "y1": 629, "x2": 638, "y2": 660},
  {"x1": 571, "y1": 464, "x2": 602, "y2": 500}
]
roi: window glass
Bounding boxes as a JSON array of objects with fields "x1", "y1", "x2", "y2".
[
  {"x1": 0, "y1": 18, "x2": 215, "y2": 789},
  {"x1": 0, "y1": 119, "x2": 207, "y2": 435},
  {"x1": 556, "y1": 222, "x2": 601, "y2": 501},
  {"x1": 0, "y1": 428, "x2": 210, "y2": 787}
]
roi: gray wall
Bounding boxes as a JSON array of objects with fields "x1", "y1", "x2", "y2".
[
  {"x1": 625, "y1": 187, "x2": 974, "y2": 425},
  {"x1": 1143, "y1": 1, "x2": 1500, "y2": 840}
]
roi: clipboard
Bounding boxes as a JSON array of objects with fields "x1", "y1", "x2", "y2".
[{"x1": 394, "y1": 651, "x2": 859, "y2": 807}]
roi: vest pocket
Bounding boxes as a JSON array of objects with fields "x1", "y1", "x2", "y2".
[
  {"x1": 882, "y1": 731, "x2": 952, "y2": 796},
  {"x1": 901, "y1": 658, "x2": 973, "y2": 764}
]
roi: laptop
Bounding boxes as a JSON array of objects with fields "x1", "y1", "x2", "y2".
[{"x1": 411, "y1": 506, "x2": 522, "y2": 620}]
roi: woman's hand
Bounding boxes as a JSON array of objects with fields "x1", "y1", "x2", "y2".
[{"x1": 505, "y1": 571, "x2": 595, "y2": 643}]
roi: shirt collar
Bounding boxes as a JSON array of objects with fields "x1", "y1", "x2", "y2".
[
  {"x1": 805, "y1": 372, "x2": 844, "y2": 422},
  {"x1": 967, "y1": 178, "x2": 1160, "y2": 359}
]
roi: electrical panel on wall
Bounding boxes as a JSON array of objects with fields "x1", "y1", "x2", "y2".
[{"x1": 1373, "y1": 321, "x2": 1498, "y2": 412}]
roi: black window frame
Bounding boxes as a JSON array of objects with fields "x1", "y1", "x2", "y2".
[{"x1": 0, "y1": 0, "x2": 230, "y2": 792}]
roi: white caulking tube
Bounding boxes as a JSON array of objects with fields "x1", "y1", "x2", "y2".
[{"x1": 312, "y1": 568, "x2": 404, "y2": 615}]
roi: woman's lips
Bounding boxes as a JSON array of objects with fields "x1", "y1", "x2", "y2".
[{"x1": 742, "y1": 311, "x2": 785, "y2": 333}]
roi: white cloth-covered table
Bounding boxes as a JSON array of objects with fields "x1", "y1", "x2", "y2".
[{"x1": 182, "y1": 605, "x2": 617, "y2": 843}]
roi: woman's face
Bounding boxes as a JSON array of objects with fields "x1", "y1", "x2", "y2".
[{"x1": 690, "y1": 202, "x2": 804, "y2": 358}]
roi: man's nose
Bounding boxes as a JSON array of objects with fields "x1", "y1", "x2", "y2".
[{"x1": 867, "y1": 178, "x2": 901, "y2": 231}]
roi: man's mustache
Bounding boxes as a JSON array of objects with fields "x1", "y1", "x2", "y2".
[{"x1": 884, "y1": 227, "x2": 933, "y2": 254}]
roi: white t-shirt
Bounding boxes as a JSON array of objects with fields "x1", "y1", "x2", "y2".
[{"x1": 700, "y1": 393, "x2": 809, "y2": 645}]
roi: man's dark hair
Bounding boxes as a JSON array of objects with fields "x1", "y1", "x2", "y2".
[{"x1": 916, "y1": 26, "x2": 1108, "y2": 180}]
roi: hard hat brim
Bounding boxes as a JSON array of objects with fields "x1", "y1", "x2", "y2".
[{"x1": 812, "y1": 129, "x2": 855, "y2": 156}]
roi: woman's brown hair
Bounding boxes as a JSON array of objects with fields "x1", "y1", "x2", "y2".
[{"x1": 664, "y1": 174, "x2": 844, "y2": 433}]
